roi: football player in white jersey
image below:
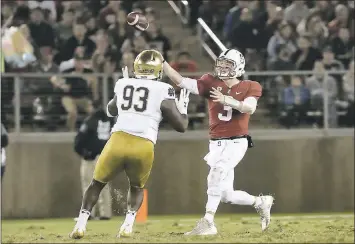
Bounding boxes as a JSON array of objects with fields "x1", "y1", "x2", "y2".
[{"x1": 70, "y1": 50, "x2": 190, "y2": 239}]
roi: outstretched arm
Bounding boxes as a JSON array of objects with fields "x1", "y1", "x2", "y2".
[
  {"x1": 161, "y1": 100, "x2": 188, "y2": 132},
  {"x1": 163, "y1": 61, "x2": 199, "y2": 94},
  {"x1": 161, "y1": 88, "x2": 190, "y2": 133}
]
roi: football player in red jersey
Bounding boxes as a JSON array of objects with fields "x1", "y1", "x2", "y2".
[{"x1": 163, "y1": 49, "x2": 274, "y2": 235}]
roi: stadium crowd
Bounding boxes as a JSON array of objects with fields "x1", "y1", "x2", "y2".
[
  {"x1": 1, "y1": 0, "x2": 354, "y2": 131},
  {"x1": 1, "y1": 0, "x2": 177, "y2": 131},
  {"x1": 188, "y1": 0, "x2": 354, "y2": 128}
]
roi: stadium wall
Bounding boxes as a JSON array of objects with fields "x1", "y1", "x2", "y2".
[{"x1": 2, "y1": 133, "x2": 354, "y2": 218}]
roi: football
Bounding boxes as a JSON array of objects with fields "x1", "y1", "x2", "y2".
[{"x1": 127, "y1": 12, "x2": 149, "y2": 31}]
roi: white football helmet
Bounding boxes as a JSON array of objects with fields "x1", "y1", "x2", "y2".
[{"x1": 214, "y1": 49, "x2": 245, "y2": 79}]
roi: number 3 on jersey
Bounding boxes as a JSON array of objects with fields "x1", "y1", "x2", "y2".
[
  {"x1": 218, "y1": 105, "x2": 232, "y2": 121},
  {"x1": 121, "y1": 85, "x2": 149, "y2": 112}
]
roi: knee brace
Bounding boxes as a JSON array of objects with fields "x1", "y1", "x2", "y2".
[{"x1": 206, "y1": 167, "x2": 225, "y2": 197}]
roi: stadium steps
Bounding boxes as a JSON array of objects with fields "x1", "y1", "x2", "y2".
[{"x1": 146, "y1": 1, "x2": 213, "y2": 70}]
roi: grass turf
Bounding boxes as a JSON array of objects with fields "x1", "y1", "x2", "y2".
[{"x1": 2, "y1": 213, "x2": 354, "y2": 243}]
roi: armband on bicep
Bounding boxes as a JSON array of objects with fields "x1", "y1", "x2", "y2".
[{"x1": 179, "y1": 77, "x2": 199, "y2": 95}]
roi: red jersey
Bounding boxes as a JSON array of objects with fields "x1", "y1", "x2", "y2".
[{"x1": 196, "y1": 74, "x2": 262, "y2": 139}]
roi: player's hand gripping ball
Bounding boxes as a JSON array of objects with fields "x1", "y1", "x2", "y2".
[{"x1": 127, "y1": 12, "x2": 149, "y2": 31}]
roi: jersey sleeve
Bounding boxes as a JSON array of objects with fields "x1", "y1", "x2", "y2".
[
  {"x1": 196, "y1": 74, "x2": 213, "y2": 97},
  {"x1": 161, "y1": 84, "x2": 176, "y2": 101},
  {"x1": 114, "y1": 79, "x2": 125, "y2": 94},
  {"x1": 245, "y1": 81, "x2": 262, "y2": 100}
]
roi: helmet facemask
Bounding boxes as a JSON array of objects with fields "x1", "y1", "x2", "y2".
[
  {"x1": 215, "y1": 49, "x2": 246, "y2": 79},
  {"x1": 214, "y1": 57, "x2": 237, "y2": 80}
]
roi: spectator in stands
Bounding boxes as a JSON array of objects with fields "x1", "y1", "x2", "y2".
[
  {"x1": 267, "y1": 22, "x2": 297, "y2": 62},
  {"x1": 284, "y1": 0, "x2": 309, "y2": 27},
  {"x1": 281, "y1": 75, "x2": 310, "y2": 128},
  {"x1": 144, "y1": 23, "x2": 171, "y2": 61},
  {"x1": 343, "y1": 60, "x2": 354, "y2": 103},
  {"x1": 170, "y1": 51, "x2": 198, "y2": 78},
  {"x1": 321, "y1": 46, "x2": 344, "y2": 71},
  {"x1": 311, "y1": 1, "x2": 335, "y2": 23},
  {"x1": 267, "y1": 44, "x2": 295, "y2": 71},
  {"x1": 32, "y1": 46, "x2": 59, "y2": 87},
  {"x1": 121, "y1": 34, "x2": 149, "y2": 56},
  {"x1": 229, "y1": 8, "x2": 259, "y2": 54},
  {"x1": 52, "y1": 54, "x2": 96, "y2": 131},
  {"x1": 297, "y1": 10, "x2": 329, "y2": 48},
  {"x1": 85, "y1": 0, "x2": 108, "y2": 17},
  {"x1": 98, "y1": 0, "x2": 121, "y2": 29},
  {"x1": 108, "y1": 9, "x2": 134, "y2": 58},
  {"x1": 28, "y1": 7, "x2": 56, "y2": 48},
  {"x1": 92, "y1": 33, "x2": 118, "y2": 73},
  {"x1": 59, "y1": 20, "x2": 96, "y2": 63},
  {"x1": 1, "y1": 3, "x2": 14, "y2": 25},
  {"x1": 198, "y1": 1, "x2": 215, "y2": 31},
  {"x1": 306, "y1": 61, "x2": 338, "y2": 127},
  {"x1": 120, "y1": 51, "x2": 135, "y2": 75},
  {"x1": 30, "y1": 46, "x2": 59, "y2": 129},
  {"x1": 86, "y1": 15, "x2": 99, "y2": 39},
  {"x1": 330, "y1": 27, "x2": 354, "y2": 67},
  {"x1": 291, "y1": 34, "x2": 322, "y2": 70},
  {"x1": 321, "y1": 46, "x2": 344, "y2": 94},
  {"x1": 145, "y1": 7, "x2": 157, "y2": 22},
  {"x1": 28, "y1": 0, "x2": 57, "y2": 24},
  {"x1": 55, "y1": 9, "x2": 75, "y2": 45},
  {"x1": 223, "y1": 0, "x2": 249, "y2": 40},
  {"x1": 262, "y1": 2, "x2": 284, "y2": 48},
  {"x1": 131, "y1": 1, "x2": 147, "y2": 13},
  {"x1": 328, "y1": 4, "x2": 353, "y2": 38},
  {"x1": 342, "y1": 60, "x2": 354, "y2": 126},
  {"x1": 11, "y1": 1, "x2": 30, "y2": 26}
]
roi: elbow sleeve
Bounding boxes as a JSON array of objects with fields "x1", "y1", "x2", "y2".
[{"x1": 224, "y1": 96, "x2": 258, "y2": 114}]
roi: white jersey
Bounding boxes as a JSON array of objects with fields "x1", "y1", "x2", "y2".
[{"x1": 111, "y1": 78, "x2": 175, "y2": 144}]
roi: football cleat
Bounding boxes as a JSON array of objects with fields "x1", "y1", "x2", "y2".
[
  {"x1": 184, "y1": 218, "x2": 218, "y2": 236},
  {"x1": 117, "y1": 223, "x2": 133, "y2": 238},
  {"x1": 254, "y1": 195, "x2": 274, "y2": 231},
  {"x1": 69, "y1": 226, "x2": 85, "y2": 239}
]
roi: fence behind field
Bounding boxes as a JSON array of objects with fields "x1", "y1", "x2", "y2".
[{"x1": 1, "y1": 70, "x2": 353, "y2": 135}]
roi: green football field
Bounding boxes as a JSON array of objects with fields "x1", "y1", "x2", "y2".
[{"x1": 2, "y1": 213, "x2": 354, "y2": 243}]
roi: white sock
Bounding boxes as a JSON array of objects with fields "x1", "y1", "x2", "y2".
[
  {"x1": 204, "y1": 212, "x2": 215, "y2": 223},
  {"x1": 76, "y1": 209, "x2": 90, "y2": 228},
  {"x1": 123, "y1": 210, "x2": 137, "y2": 226},
  {"x1": 224, "y1": 190, "x2": 256, "y2": 206},
  {"x1": 205, "y1": 195, "x2": 221, "y2": 223}
]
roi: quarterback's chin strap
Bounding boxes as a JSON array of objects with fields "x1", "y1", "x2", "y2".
[
  {"x1": 106, "y1": 104, "x2": 115, "y2": 117},
  {"x1": 223, "y1": 96, "x2": 258, "y2": 114}
]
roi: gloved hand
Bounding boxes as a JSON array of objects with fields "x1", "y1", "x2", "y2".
[
  {"x1": 175, "y1": 88, "x2": 190, "y2": 115},
  {"x1": 122, "y1": 66, "x2": 129, "y2": 78}
]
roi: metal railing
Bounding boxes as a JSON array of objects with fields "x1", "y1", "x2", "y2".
[
  {"x1": 166, "y1": 0, "x2": 226, "y2": 60},
  {"x1": 1, "y1": 70, "x2": 353, "y2": 136},
  {"x1": 167, "y1": 0, "x2": 190, "y2": 25},
  {"x1": 197, "y1": 18, "x2": 227, "y2": 60}
]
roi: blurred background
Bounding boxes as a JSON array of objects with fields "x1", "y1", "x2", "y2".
[{"x1": 1, "y1": 0, "x2": 354, "y2": 219}]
